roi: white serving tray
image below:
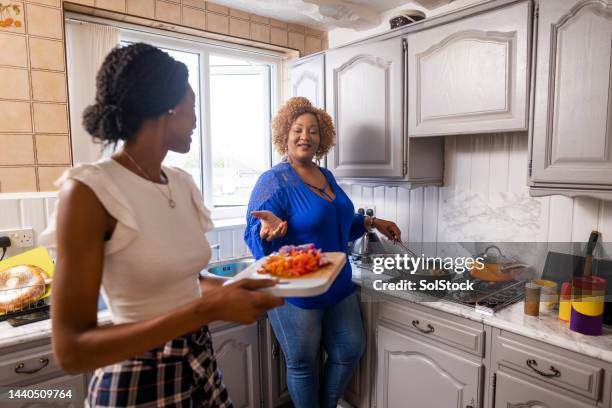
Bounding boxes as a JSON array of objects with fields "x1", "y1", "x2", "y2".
[{"x1": 223, "y1": 252, "x2": 347, "y2": 297}]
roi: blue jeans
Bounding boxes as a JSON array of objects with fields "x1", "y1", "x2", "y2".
[{"x1": 267, "y1": 293, "x2": 366, "y2": 408}]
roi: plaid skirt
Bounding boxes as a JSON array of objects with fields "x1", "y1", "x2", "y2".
[{"x1": 87, "y1": 326, "x2": 232, "y2": 408}]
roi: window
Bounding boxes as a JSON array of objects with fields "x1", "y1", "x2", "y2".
[
  {"x1": 116, "y1": 28, "x2": 280, "y2": 219},
  {"x1": 209, "y1": 55, "x2": 272, "y2": 208}
]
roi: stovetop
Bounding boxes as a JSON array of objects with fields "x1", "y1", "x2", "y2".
[
  {"x1": 353, "y1": 258, "x2": 525, "y2": 314},
  {"x1": 438, "y1": 275, "x2": 526, "y2": 315},
  {"x1": 385, "y1": 274, "x2": 526, "y2": 314}
]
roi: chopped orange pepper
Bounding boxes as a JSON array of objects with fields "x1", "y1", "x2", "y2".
[{"x1": 258, "y1": 248, "x2": 324, "y2": 277}]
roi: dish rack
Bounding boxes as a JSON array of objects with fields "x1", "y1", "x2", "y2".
[{"x1": 0, "y1": 283, "x2": 49, "y2": 321}]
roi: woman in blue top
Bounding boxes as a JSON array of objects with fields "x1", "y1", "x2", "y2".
[{"x1": 244, "y1": 97, "x2": 402, "y2": 408}]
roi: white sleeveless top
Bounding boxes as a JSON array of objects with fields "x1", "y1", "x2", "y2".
[{"x1": 40, "y1": 159, "x2": 214, "y2": 324}]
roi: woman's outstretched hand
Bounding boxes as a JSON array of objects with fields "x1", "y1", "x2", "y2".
[{"x1": 252, "y1": 210, "x2": 288, "y2": 241}]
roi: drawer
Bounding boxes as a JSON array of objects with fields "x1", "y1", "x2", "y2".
[
  {"x1": 0, "y1": 345, "x2": 62, "y2": 386},
  {"x1": 377, "y1": 299, "x2": 485, "y2": 356},
  {"x1": 495, "y1": 370, "x2": 595, "y2": 408},
  {"x1": 494, "y1": 331, "x2": 603, "y2": 401}
]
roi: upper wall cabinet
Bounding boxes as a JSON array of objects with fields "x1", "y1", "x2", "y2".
[
  {"x1": 289, "y1": 53, "x2": 325, "y2": 109},
  {"x1": 325, "y1": 37, "x2": 405, "y2": 178},
  {"x1": 406, "y1": 1, "x2": 532, "y2": 137},
  {"x1": 529, "y1": 0, "x2": 612, "y2": 200},
  {"x1": 324, "y1": 37, "x2": 443, "y2": 182}
]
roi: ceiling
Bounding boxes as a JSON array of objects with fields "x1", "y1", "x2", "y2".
[{"x1": 209, "y1": 0, "x2": 453, "y2": 31}]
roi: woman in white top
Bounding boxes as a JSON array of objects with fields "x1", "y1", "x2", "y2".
[{"x1": 41, "y1": 43, "x2": 283, "y2": 408}]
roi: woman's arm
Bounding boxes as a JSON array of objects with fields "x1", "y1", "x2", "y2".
[
  {"x1": 52, "y1": 179, "x2": 282, "y2": 374},
  {"x1": 348, "y1": 213, "x2": 366, "y2": 242}
]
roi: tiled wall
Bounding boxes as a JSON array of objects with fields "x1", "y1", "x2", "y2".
[
  {"x1": 0, "y1": 0, "x2": 71, "y2": 192},
  {"x1": 69, "y1": 0, "x2": 327, "y2": 55},
  {"x1": 0, "y1": 0, "x2": 327, "y2": 192}
]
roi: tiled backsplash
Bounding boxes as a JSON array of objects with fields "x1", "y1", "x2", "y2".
[
  {"x1": 0, "y1": 0, "x2": 327, "y2": 192},
  {"x1": 0, "y1": 0, "x2": 70, "y2": 192}
]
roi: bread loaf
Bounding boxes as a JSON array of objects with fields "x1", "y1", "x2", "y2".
[{"x1": 0, "y1": 265, "x2": 46, "y2": 313}]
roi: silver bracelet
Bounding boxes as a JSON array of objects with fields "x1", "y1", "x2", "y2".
[{"x1": 368, "y1": 216, "x2": 377, "y2": 229}]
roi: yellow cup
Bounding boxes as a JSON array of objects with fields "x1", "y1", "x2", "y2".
[{"x1": 534, "y1": 279, "x2": 558, "y2": 314}]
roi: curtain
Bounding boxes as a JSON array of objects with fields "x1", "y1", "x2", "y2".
[{"x1": 65, "y1": 21, "x2": 119, "y2": 165}]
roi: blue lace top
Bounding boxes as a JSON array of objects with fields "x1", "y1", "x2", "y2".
[{"x1": 244, "y1": 162, "x2": 366, "y2": 309}]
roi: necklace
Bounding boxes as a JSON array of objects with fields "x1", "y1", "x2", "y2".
[
  {"x1": 121, "y1": 150, "x2": 176, "y2": 209},
  {"x1": 303, "y1": 180, "x2": 334, "y2": 201},
  {"x1": 289, "y1": 160, "x2": 334, "y2": 202}
]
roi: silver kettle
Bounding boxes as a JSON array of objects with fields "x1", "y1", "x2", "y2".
[{"x1": 350, "y1": 208, "x2": 389, "y2": 262}]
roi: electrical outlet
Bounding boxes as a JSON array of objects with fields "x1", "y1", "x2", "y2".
[
  {"x1": 363, "y1": 204, "x2": 376, "y2": 216},
  {"x1": 0, "y1": 228, "x2": 34, "y2": 248}
]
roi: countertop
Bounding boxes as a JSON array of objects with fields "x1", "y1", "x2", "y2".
[
  {"x1": 352, "y1": 265, "x2": 612, "y2": 364},
  {"x1": 0, "y1": 310, "x2": 113, "y2": 350},
  {"x1": 2, "y1": 268, "x2": 612, "y2": 364}
]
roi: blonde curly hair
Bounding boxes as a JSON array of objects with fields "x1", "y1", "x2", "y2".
[{"x1": 271, "y1": 97, "x2": 336, "y2": 160}]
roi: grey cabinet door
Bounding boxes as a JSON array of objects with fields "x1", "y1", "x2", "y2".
[
  {"x1": 494, "y1": 371, "x2": 596, "y2": 408},
  {"x1": 407, "y1": 1, "x2": 531, "y2": 136},
  {"x1": 530, "y1": 0, "x2": 612, "y2": 188},
  {"x1": 11, "y1": 374, "x2": 87, "y2": 408},
  {"x1": 375, "y1": 324, "x2": 482, "y2": 408},
  {"x1": 262, "y1": 319, "x2": 291, "y2": 408},
  {"x1": 289, "y1": 53, "x2": 325, "y2": 109},
  {"x1": 1, "y1": 344, "x2": 63, "y2": 385},
  {"x1": 212, "y1": 323, "x2": 261, "y2": 408},
  {"x1": 343, "y1": 292, "x2": 374, "y2": 408},
  {"x1": 325, "y1": 37, "x2": 404, "y2": 179}
]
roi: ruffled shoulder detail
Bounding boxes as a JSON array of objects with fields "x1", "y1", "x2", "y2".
[
  {"x1": 166, "y1": 166, "x2": 214, "y2": 233},
  {"x1": 38, "y1": 161, "x2": 139, "y2": 255}
]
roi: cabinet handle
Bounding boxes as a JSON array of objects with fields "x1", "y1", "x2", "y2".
[
  {"x1": 526, "y1": 359, "x2": 560, "y2": 378},
  {"x1": 15, "y1": 358, "x2": 49, "y2": 374},
  {"x1": 412, "y1": 320, "x2": 434, "y2": 334},
  {"x1": 272, "y1": 341, "x2": 279, "y2": 360}
]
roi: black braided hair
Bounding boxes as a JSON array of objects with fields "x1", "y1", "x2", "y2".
[{"x1": 83, "y1": 43, "x2": 189, "y2": 147}]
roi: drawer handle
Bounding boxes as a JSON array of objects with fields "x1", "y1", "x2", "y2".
[
  {"x1": 526, "y1": 359, "x2": 560, "y2": 378},
  {"x1": 15, "y1": 358, "x2": 49, "y2": 374},
  {"x1": 412, "y1": 320, "x2": 434, "y2": 334},
  {"x1": 272, "y1": 341, "x2": 279, "y2": 360}
]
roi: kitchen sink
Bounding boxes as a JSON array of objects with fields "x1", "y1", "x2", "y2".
[{"x1": 200, "y1": 258, "x2": 255, "y2": 280}]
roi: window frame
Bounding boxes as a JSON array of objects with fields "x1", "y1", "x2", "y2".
[
  {"x1": 118, "y1": 29, "x2": 280, "y2": 219},
  {"x1": 65, "y1": 12, "x2": 283, "y2": 220}
]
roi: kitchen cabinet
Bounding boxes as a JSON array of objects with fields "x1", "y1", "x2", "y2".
[
  {"x1": 494, "y1": 370, "x2": 596, "y2": 408},
  {"x1": 10, "y1": 374, "x2": 88, "y2": 408},
  {"x1": 324, "y1": 36, "x2": 444, "y2": 183},
  {"x1": 211, "y1": 322, "x2": 262, "y2": 408},
  {"x1": 261, "y1": 319, "x2": 292, "y2": 408},
  {"x1": 529, "y1": 0, "x2": 612, "y2": 200},
  {"x1": 0, "y1": 339, "x2": 88, "y2": 407},
  {"x1": 374, "y1": 298, "x2": 484, "y2": 408},
  {"x1": 343, "y1": 292, "x2": 374, "y2": 408},
  {"x1": 375, "y1": 325, "x2": 482, "y2": 408},
  {"x1": 491, "y1": 329, "x2": 612, "y2": 408},
  {"x1": 406, "y1": 1, "x2": 531, "y2": 137},
  {"x1": 289, "y1": 53, "x2": 325, "y2": 109}
]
